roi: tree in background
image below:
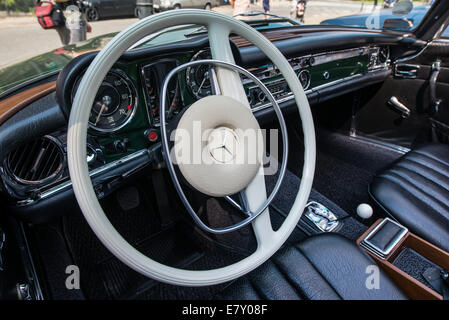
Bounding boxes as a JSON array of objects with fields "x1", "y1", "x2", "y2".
[{"x1": 0, "y1": 0, "x2": 35, "y2": 13}]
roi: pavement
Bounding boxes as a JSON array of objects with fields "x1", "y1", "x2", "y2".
[{"x1": 0, "y1": 0, "x2": 375, "y2": 69}]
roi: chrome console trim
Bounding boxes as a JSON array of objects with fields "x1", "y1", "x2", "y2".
[
  {"x1": 251, "y1": 73, "x2": 366, "y2": 113},
  {"x1": 16, "y1": 149, "x2": 149, "y2": 207},
  {"x1": 361, "y1": 218, "x2": 408, "y2": 259}
]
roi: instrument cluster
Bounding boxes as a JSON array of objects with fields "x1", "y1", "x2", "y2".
[{"x1": 71, "y1": 70, "x2": 138, "y2": 132}]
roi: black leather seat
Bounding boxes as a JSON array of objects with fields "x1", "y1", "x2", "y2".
[
  {"x1": 217, "y1": 234, "x2": 406, "y2": 300},
  {"x1": 370, "y1": 143, "x2": 449, "y2": 252}
]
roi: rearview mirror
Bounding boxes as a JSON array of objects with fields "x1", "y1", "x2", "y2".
[{"x1": 383, "y1": 18, "x2": 413, "y2": 31}]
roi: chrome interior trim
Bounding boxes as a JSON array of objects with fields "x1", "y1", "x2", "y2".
[
  {"x1": 4, "y1": 135, "x2": 65, "y2": 186},
  {"x1": 16, "y1": 149, "x2": 149, "y2": 206},
  {"x1": 349, "y1": 134, "x2": 410, "y2": 154},
  {"x1": 394, "y1": 42, "x2": 429, "y2": 64},
  {"x1": 18, "y1": 222, "x2": 44, "y2": 300},
  {"x1": 251, "y1": 72, "x2": 368, "y2": 113},
  {"x1": 87, "y1": 69, "x2": 139, "y2": 133},
  {"x1": 160, "y1": 59, "x2": 289, "y2": 234},
  {"x1": 361, "y1": 218, "x2": 408, "y2": 259},
  {"x1": 312, "y1": 47, "x2": 368, "y2": 66}
]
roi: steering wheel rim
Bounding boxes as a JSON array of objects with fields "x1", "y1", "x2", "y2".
[{"x1": 68, "y1": 9, "x2": 316, "y2": 286}]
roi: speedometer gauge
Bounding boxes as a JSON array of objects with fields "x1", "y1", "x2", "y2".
[
  {"x1": 186, "y1": 49, "x2": 213, "y2": 99},
  {"x1": 72, "y1": 70, "x2": 137, "y2": 132}
]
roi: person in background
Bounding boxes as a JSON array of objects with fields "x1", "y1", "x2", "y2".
[
  {"x1": 230, "y1": 0, "x2": 250, "y2": 17},
  {"x1": 262, "y1": 0, "x2": 270, "y2": 14},
  {"x1": 52, "y1": 0, "x2": 92, "y2": 45},
  {"x1": 290, "y1": 0, "x2": 306, "y2": 23}
]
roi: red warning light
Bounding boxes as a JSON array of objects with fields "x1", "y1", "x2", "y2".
[{"x1": 148, "y1": 131, "x2": 158, "y2": 142}]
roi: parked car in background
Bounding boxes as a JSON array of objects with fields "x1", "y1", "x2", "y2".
[
  {"x1": 153, "y1": 0, "x2": 218, "y2": 12},
  {"x1": 82, "y1": 0, "x2": 137, "y2": 21},
  {"x1": 320, "y1": 4, "x2": 430, "y2": 31}
]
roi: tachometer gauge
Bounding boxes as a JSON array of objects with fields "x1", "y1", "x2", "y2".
[
  {"x1": 186, "y1": 49, "x2": 213, "y2": 99},
  {"x1": 72, "y1": 70, "x2": 137, "y2": 132}
]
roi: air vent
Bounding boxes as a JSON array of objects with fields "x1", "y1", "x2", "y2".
[{"x1": 6, "y1": 137, "x2": 64, "y2": 185}]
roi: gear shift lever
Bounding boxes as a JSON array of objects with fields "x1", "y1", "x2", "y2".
[{"x1": 357, "y1": 203, "x2": 373, "y2": 219}]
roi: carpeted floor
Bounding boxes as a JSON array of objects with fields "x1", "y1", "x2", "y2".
[
  {"x1": 288, "y1": 126, "x2": 403, "y2": 225},
  {"x1": 29, "y1": 127, "x2": 404, "y2": 300}
]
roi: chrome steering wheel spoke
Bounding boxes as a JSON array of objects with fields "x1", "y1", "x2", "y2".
[{"x1": 160, "y1": 59, "x2": 288, "y2": 234}]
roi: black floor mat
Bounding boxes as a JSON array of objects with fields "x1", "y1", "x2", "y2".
[
  {"x1": 288, "y1": 127, "x2": 402, "y2": 225},
  {"x1": 266, "y1": 168, "x2": 367, "y2": 242}
]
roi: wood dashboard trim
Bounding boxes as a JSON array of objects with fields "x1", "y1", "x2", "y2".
[{"x1": 0, "y1": 81, "x2": 57, "y2": 126}]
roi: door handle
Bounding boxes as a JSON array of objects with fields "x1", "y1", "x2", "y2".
[
  {"x1": 388, "y1": 96, "x2": 411, "y2": 119},
  {"x1": 395, "y1": 64, "x2": 420, "y2": 79}
]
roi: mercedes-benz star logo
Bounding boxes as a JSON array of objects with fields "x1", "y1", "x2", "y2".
[{"x1": 208, "y1": 127, "x2": 238, "y2": 163}]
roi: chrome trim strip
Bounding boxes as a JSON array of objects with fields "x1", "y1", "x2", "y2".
[
  {"x1": 251, "y1": 73, "x2": 367, "y2": 113},
  {"x1": 19, "y1": 222, "x2": 44, "y2": 300},
  {"x1": 16, "y1": 149, "x2": 149, "y2": 206},
  {"x1": 361, "y1": 218, "x2": 408, "y2": 259},
  {"x1": 349, "y1": 134, "x2": 410, "y2": 154},
  {"x1": 312, "y1": 47, "x2": 368, "y2": 66}
]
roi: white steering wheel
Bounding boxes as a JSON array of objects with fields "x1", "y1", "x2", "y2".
[{"x1": 68, "y1": 9, "x2": 316, "y2": 287}]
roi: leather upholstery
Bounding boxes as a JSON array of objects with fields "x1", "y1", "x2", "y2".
[
  {"x1": 217, "y1": 234, "x2": 406, "y2": 300},
  {"x1": 370, "y1": 143, "x2": 449, "y2": 252}
]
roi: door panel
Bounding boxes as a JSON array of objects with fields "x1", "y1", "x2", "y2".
[{"x1": 354, "y1": 40, "x2": 449, "y2": 148}]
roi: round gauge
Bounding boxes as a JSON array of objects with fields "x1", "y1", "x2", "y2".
[
  {"x1": 72, "y1": 70, "x2": 137, "y2": 132},
  {"x1": 297, "y1": 69, "x2": 311, "y2": 90},
  {"x1": 186, "y1": 49, "x2": 213, "y2": 99}
]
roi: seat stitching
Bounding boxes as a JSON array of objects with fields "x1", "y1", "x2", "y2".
[
  {"x1": 412, "y1": 150, "x2": 449, "y2": 169},
  {"x1": 382, "y1": 170, "x2": 449, "y2": 214},
  {"x1": 293, "y1": 245, "x2": 343, "y2": 300},
  {"x1": 376, "y1": 173, "x2": 449, "y2": 224},
  {"x1": 247, "y1": 277, "x2": 265, "y2": 300},
  {"x1": 270, "y1": 257, "x2": 307, "y2": 300},
  {"x1": 401, "y1": 157, "x2": 449, "y2": 182},
  {"x1": 392, "y1": 163, "x2": 449, "y2": 198}
]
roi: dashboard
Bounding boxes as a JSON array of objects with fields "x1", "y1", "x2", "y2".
[{"x1": 0, "y1": 30, "x2": 394, "y2": 221}]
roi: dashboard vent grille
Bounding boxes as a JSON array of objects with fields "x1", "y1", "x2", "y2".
[{"x1": 6, "y1": 137, "x2": 63, "y2": 184}]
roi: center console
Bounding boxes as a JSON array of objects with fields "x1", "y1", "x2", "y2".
[{"x1": 357, "y1": 218, "x2": 449, "y2": 300}]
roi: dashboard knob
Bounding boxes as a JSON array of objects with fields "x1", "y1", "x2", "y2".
[
  {"x1": 356, "y1": 203, "x2": 373, "y2": 219},
  {"x1": 114, "y1": 138, "x2": 129, "y2": 153}
]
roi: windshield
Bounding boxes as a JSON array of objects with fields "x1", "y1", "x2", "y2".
[{"x1": 0, "y1": 0, "x2": 438, "y2": 95}]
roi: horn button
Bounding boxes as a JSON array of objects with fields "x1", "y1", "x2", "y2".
[
  {"x1": 173, "y1": 95, "x2": 263, "y2": 197},
  {"x1": 207, "y1": 127, "x2": 239, "y2": 163}
]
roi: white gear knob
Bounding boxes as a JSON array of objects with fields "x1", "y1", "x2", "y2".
[{"x1": 357, "y1": 203, "x2": 373, "y2": 219}]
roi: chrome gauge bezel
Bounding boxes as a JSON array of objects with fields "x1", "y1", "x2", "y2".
[
  {"x1": 297, "y1": 69, "x2": 311, "y2": 90},
  {"x1": 186, "y1": 49, "x2": 213, "y2": 100},
  {"x1": 72, "y1": 69, "x2": 138, "y2": 133}
]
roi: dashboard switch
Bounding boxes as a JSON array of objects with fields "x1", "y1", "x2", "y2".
[{"x1": 114, "y1": 138, "x2": 129, "y2": 153}]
